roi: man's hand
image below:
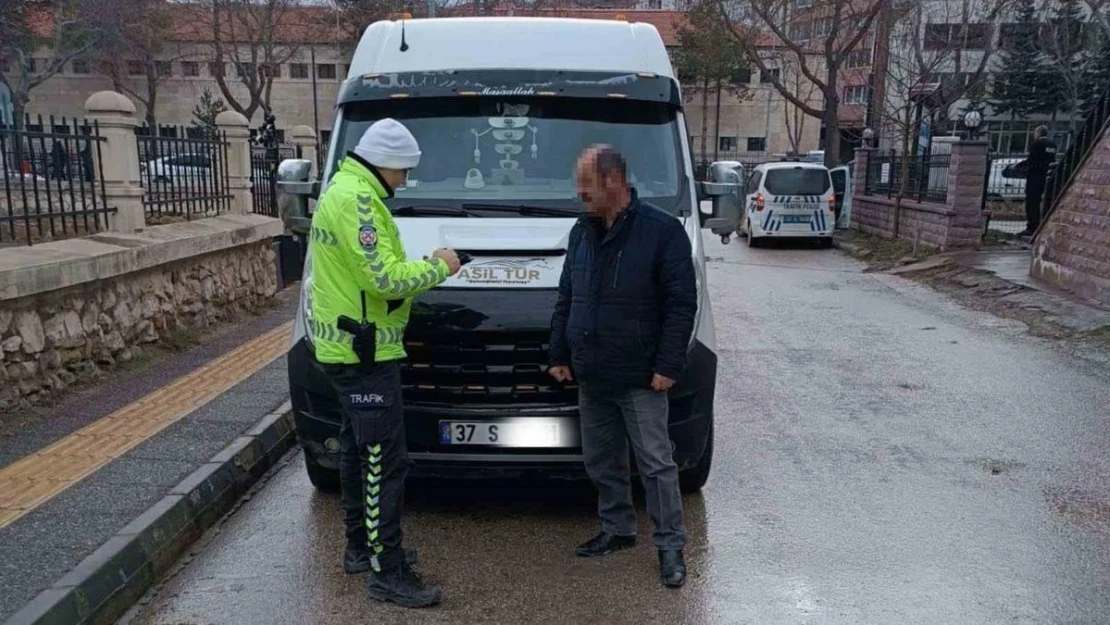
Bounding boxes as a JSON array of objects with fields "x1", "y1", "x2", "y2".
[
  {"x1": 651, "y1": 373, "x2": 675, "y2": 392},
  {"x1": 431, "y1": 248, "x2": 462, "y2": 276},
  {"x1": 549, "y1": 366, "x2": 574, "y2": 383}
]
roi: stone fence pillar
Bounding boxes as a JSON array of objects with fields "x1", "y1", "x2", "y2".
[
  {"x1": 84, "y1": 92, "x2": 145, "y2": 233},
  {"x1": 851, "y1": 147, "x2": 873, "y2": 228},
  {"x1": 216, "y1": 111, "x2": 252, "y2": 215},
  {"x1": 945, "y1": 140, "x2": 989, "y2": 247},
  {"x1": 290, "y1": 125, "x2": 319, "y2": 179}
]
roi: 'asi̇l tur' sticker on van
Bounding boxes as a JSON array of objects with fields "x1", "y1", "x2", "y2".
[{"x1": 454, "y1": 258, "x2": 554, "y2": 286}]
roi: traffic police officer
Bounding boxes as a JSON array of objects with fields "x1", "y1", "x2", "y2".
[{"x1": 308, "y1": 118, "x2": 461, "y2": 608}]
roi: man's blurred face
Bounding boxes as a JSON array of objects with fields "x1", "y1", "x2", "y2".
[{"x1": 576, "y1": 152, "x2": 618, "y2": 216}]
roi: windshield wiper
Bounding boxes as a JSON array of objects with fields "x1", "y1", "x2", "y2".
[
  {"x1": 461, "y1": 203, "x2": 581, "y2": 217},
  {"x1": 391, "y1": 204, "x2": 479, "y2": 217}
]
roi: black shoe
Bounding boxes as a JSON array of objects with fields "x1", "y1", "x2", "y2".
[
  {"x1": 575, "y1": 532, "x2": 636, "y2": 558},
  {"x1": 345, "y1": 545, "x2": 418, "y2": 575},
  {"x1": 367, "y1": 563, "x2": 443, "y2": 608},
  {"x1": 658, "y1": 550, "x2": 687, "y2": 588}
]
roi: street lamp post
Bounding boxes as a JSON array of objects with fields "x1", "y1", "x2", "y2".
[{"x1": 962, "y1": 105, "x2": 984, "y2": 141}]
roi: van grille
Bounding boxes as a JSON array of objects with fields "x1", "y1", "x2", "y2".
[{"x1": 400, "y1": 331, "x2": 577, "y2": 406}]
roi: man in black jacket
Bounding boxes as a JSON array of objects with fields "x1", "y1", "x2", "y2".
[
  {"x1": 1020, "y1": 125, "x2": 1058, "y2": 238},
  {"x1": 549, "y1": 146, "x2": 697, "y2": 588}
]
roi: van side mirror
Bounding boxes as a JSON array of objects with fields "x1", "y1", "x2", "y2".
[
  {"x1": 698, "y1": 161, "x2": 744, "y2": 244},
  {"x1": 277, "y1": 159, "x2": 319, "y2": 236}
]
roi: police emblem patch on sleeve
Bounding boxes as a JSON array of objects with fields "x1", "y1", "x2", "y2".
[{"x1": 358, "y1": 225, "x2": 378, "y2": 248}]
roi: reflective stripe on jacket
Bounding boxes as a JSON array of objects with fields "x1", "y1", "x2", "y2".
[{"x1": 308, "y1": 153, "x2": 449, "y2": 365}]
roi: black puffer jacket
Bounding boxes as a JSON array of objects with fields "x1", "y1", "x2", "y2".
[{"x1": 549, "y1": 193, "x2": 697, "y2": 389}]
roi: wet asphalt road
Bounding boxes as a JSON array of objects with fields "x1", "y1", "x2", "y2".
[{"x1": 127, "y1": 237, "x2": 1110, "y2": 625}]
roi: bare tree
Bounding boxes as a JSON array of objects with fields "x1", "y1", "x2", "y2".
[
  {"x1": 674, "y1": 3, "x2": 751, "y2": 165},
  {"x1": 0, "y1": 0, "x2": 123, "y2": 129},
  {"x1": 877, "y1": 0, "x2": 1004, "y2": 237},
  {"x1": 713, "y1": 0, "x2": 888, "y2": 167},
  {"x1": 203, "y1": 0, "x2": 319, "y2": 123},
  {"x1": 99, "y1": 0, "x2": 190, "y2": 133},
  {"x1": 775, "y1": 51, "x2": 822, "y2": 154}
]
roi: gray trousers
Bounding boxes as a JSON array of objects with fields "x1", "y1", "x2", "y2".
[{"x1": 579, "y1": 385, "x2": 687, "y2": 550}]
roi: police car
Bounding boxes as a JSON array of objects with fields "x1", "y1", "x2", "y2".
[{"x1": 740, "y1": 162, "x2": 836, "y2": 248}]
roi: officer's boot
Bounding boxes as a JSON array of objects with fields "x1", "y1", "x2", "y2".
[{"x1": 367, "y1": 560, "x2": 442, "y2": 608}]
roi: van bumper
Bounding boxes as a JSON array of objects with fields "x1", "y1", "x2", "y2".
[{"x1": 288, "y1": 337, "x2": 716, "y2": 480}]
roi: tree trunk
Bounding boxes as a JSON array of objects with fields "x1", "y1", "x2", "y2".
[
  {"x1": 714, "y1": 79, "x2": 722, "y2": 162},
  {"x1": 700, "y1": 78, "x2": 709, "y2": 168},
  {"x1": 823, "y1": 104, "x2": 840, "y2": 168}
]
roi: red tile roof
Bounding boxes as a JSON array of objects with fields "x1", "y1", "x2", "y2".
[{"x1": 20, "y1": 3, "x2": 779, "y2": 52}]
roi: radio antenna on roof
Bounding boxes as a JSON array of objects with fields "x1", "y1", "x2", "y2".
[{"x1": 400, "y1": 14, "x2": 410, "y2": 52}]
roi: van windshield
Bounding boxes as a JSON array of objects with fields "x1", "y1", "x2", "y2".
[
  {"x1": 333, "y1": 97, "x2": 687, "y2": 215},
  {"x1": 764, "y1": 168, "x2": 831, "y2": 196}
]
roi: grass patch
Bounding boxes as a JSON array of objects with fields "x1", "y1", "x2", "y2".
[{"x1": 842, "y1": 231, "x2": 936, "y2": 269}]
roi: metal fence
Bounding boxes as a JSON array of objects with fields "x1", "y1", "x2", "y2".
[
  {"x1": 0, "y1": 115, "x2": 113, "y2": 246},
  {"x1": 694, "y1": 153, "x2": 781, "y2": 181},
  {"x1": 136, "y1": 124, "x2": 232, "y2": 222},
  {"x1": 251, "y1": 144, "x2": 299, "y2": 217},
  {"x1": 982, "y1": 152, "x2": 1032, "y2": 236},
  {"x1": 864, "y1": 151, "x2": 951, "y2": 204}
]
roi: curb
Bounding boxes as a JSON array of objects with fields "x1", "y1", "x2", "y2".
[{"x1": 4, "y1": 402, "x2": 297, "y2": 625}]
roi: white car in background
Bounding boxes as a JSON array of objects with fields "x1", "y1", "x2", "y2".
[
  {"x1": 740, "y1": 161, "x2": 837, "y2": 248},
  {"x1": 140, "y1": 153, "x2": 213, "y2": 186},
  {"x1": 987, "y1": 157, "x2": 1027, "y2": 199}
]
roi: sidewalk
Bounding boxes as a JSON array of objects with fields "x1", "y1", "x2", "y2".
[
  {"x1": 834, "y1": 231, "x2": 1110, "y2": 342},
  {"x1": 0, "y1": 290, "x2": 300, "y2": 624}
]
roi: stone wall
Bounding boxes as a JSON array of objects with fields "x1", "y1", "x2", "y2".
[
  {"x1": 1031, "y1": 126, "x2": 1110, "y2": 306},
  {"x1": 0, "y1": 215, "x2": 282, "y2": 410},
  {"x1": 850, "y1": 144, "x2": 987, "y2": 251},
  {"x1": 851, "y1": 195, "x2": 954, "y2": 250}
]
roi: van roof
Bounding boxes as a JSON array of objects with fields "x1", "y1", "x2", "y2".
[
  {"x1": 350, "y1": 17, "x2": 675, "y2": 79},
  {"x1": 757, "y1": 162, "x2": 830, "y2": 172}
]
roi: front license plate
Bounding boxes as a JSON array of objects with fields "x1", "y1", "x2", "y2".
[
  {"x1": 782, "y1": 214, "x2": 812, "y2": 224},
  {"x1": 439, "y1": 421, "x2": 561, "y2": 447}
]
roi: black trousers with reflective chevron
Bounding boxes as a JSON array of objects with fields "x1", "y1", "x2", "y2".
[{"x1": 323, "y1": 361, "x2": 409, "y2": 572}]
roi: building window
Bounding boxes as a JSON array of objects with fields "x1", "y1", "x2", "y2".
[
  {"x1": 342, "y1": 64, "x2": 351, "y2": 77},
  {"x1": 261, "y1": 63, "x2": 280, "y2": 79},
  {"x1": 718, "y1": 136, "x2": 737, "y2": 152},
  {"x1": 789, "y1": 23, "x2": 811, "y2": 44},
  {"x1": 155, "y1": 61, "x2": 172, "y2": 77},
  {"x1": 730, "y1": 68, "x2": 752, "y2": 85},
  {"x1": 27, "y1": 58, "x2": 37, "y2": 73},
  {"x1": 924, "y1": 24, "x2": 954, "y2": 50},
  {"x1": 128, "y1": 60, "x2": 145, "y2": 76},
  {"x1": 290, "y1": 63, "x2": 308, "y2": 79},
  {"x1": 794, "y1": 0, "x2": 812, "y2": 8},
  {"x1": 747, "y1": 137, "x2": 767, "y2": 152},
  {"x1": 182, "y1": 61, "x2": 199, "y2": 77},
  {"x1": 761, "y1": 68, "x2": 781, "y2": 84},
  {"x1": 236, "y1": 63, "x2": 256, "y2": 79},
  {"x1": 815, "y1": 18, "x2": 833, "y2": 38},
  {"x1": 317, "y1": 64, "x2": 336, "y2": 80},
  {"x1": 961, "y1": 23, "x2": 990, "y2": 50},
  {"x1": 208, "y1": 62, "x2": 224, "y2": 77},
  {"x1": 846, "y1": 48, "x2": 871, "y2": 69},
  {"x1": 72, "y1": 59, "x2": 90, "y2": 75},
  {"x1": 844, "y1": 85, "x2": 868, "y2": 105}
]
